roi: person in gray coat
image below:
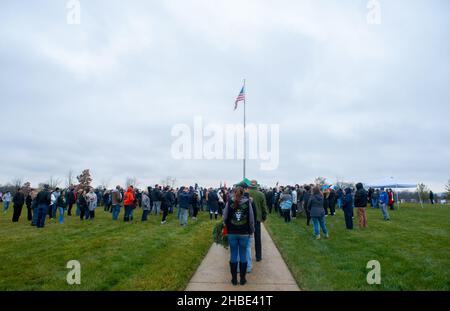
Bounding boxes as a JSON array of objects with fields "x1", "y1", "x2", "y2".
[
  {"x1": 307, "y1": 186, "x2": 329, "y2": 240},
  {"x1": 141, "y1": 190, "x2": 151, "y2": 221}
]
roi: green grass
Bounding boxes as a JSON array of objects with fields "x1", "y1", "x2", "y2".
[
  {"x1": 265, "y1": 203, "x2": 450, "y2": 291},
  {"x1": 0, "y1": 203, "x2": 216, "y2": 290}
]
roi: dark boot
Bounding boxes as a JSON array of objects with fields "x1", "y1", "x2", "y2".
[
  {"x1": 239, "y1": 262, "x2": 247, "y2": 285},
  {"x1": 229, "y1": 262, "x2": 238, "y2": 286}
]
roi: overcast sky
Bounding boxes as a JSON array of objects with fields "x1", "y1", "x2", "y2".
[{"x1": 1, "y1": 0, "x2": 449, "y2": 191}]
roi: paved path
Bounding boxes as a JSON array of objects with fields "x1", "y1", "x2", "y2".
[{"x1": 186, "y1": 223, "x2": 300, "y2": 291}]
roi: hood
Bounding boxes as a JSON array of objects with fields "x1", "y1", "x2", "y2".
[
  {"x1": 356, "y1": 183, "x2": 363, "y2": 190},
  {"x1": 345, "y1": 187, "x2": 352, "y2": 194},
  {"x1": 126, "y1": 187, "x2": 133, "y2": 193}
]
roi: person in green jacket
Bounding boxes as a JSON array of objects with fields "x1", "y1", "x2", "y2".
[{"x1": 247, "y1": 180, "x2": 268, "y2": 263}]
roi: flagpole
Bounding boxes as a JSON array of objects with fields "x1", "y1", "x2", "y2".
[{"x1": 243, "y1": 79, "x2": 246, "y2": 180}]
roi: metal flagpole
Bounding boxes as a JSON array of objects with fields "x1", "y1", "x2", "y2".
[{"x1": 243, "y1": 78, "x2": 246, "y2": 179}]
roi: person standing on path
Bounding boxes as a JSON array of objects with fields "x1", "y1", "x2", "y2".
[
  {"x1": 248, "y1": 180, "x2": 268, "y2": 262},
  {"x1": 223, "y1": 186, "x2": 255, "y2": 286},
  {"x1": 354, "y1": 183, "x2": 368, "y2": 228},
  {"x1": 12, "y1": 187, "x2": 25, "y2": 222}
]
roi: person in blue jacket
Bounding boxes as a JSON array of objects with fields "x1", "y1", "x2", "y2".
[{"x1": 379, "y1": 188, "x2": 390, "y2": 221}]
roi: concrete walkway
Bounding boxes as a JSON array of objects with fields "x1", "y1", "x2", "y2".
[{"x1": 186, "y1": 223, "x2": 300, "y2": 291}]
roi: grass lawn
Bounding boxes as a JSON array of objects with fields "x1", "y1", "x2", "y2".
[
  {"x1": 0, "y1": 203, "x2": 216, "y2": 290},
  {"x1": 265, "y1": 203, "x2": 450, "y2": 291}
]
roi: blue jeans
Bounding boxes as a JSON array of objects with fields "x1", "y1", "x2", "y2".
[
  {"x1": 3, "y1": 201, "x2": 10, "y2": 212},
  {"x1": 51, "y1": 204, "x2": 57, "y2": 218},
  {"x1": 152, "y1": 201, "x2": 161, "y2": 215},
  {"x1": 36, "y1": 204, "x2": 49, "y2": 228},
  {"x1": 58, "y1": 207, "x2": 65, "y2": 224},
  {"x1": 32, "y1": 206, "x2": 39, "y2": 225},
  {"x1": 372, "y1": 198, "x2": 379, "y2": 208},
  {"x1": 228, "y1": 234, "x2": 250, "y2": 263},
  {"x1": 312, "y1": 216, "x2": 328, "y2": 236},
  {"x1": 179, "y1": 208, "x2": 188, "y2": 225},
  {"x1": 380, "y1": 203, "x2": 390, "y2": 220},
  {"x1": 247, "y1": 236, "x2": 253, "y2": 271},
  {"x1": 142, "y1": 209, "x2": 150, "y2": 221},
  {"x1": 112, "y1": 204, "x2": 121, "y2": 220},
  {"x1": 337, "y1": 198, "x2": 342, "y2": 209},
  {"x1": 124, "y1": 205, "x2": 133, "y2": 221}
]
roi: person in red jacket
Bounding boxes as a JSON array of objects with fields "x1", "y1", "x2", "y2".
[
  {"x1": 388, "y1": 189, "x2": 395, "y2": 210},
  {"x1": 123, "y1": 186, "x2": 135, "y2": 222}
]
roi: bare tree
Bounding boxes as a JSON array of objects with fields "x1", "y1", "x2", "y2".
[
  {"x1": 100, "y1": 178, "x2": 111, "y2": 190},
  {"x1": 47, "y1": 176, "x2": 62, "y2": 189},
  {"x1": 66, "y1": 169, "x2": 75, "y2": 188},
  {"x1": 22, "y1": 182, "x2": 32, "y2": 196},
  {"x1": 11, "y1": 177, "x2": 23, "y2": 189},
  {"x1": 417, "y1": 183, "x2": 429, "y2": 202},
  {"x1": 125, "y1": 177, "x2": 138, "y2": 188},
  {"x1": 314, "y1": 177, "x2": 327, "y2": 187},
  {"x1": 445, "y1": 180, "x2": 450, "y2": 201},
  {"x1": 160, "y1": 176, "x2": 177, "y2": 188}
]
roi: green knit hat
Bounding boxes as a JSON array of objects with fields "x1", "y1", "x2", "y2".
[{"x1": 234, "y1": 178, "x2": 251, "y2": 188}]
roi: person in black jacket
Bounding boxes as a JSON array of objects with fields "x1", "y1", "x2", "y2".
[
  {"x1": 342, "y1": 188, "x2": 354, "y2": 229},
  {"x1": 77, "y1": 190, "x2": 88, "y2": 221},
  {"x1": 303, "y1": 185, "x2": 312, "y2": 226},
  {"x1": 328, "y1": 188, "x2": 336, "y2": 216},
  {"x1": 151, "y1": 185, "x2": 162, "y2": 215},
  {"x1": 67, "y1": 187, "x2": 76, "y2": 216},
  {"x1": 354, "y1": 182, "x2": 368, "y2": 228},
  {"x1": 12, "y1": 188, "x2": 25, "y2": 222},
  {"x1": 35, "y1": 185, "x2": 51, "y2": 228},
  {"x1": 25, "y1": 192, "x2": 33, "y2": 221}
]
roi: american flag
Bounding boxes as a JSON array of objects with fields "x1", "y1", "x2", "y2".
[{"x1": 234, "y1": 85, "x2": 245, "y2": 110}]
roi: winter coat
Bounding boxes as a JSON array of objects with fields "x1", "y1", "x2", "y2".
[
  {"x1": 151, "y1": 188, "x2": 162, "y2": 202},
  {"x1": 13, "y1": 191, "x2": 25, "y2": 207},
  {"x1": 123, "y1": 187, "x2": 135, "y2": 206},
  {"x1": 223, "y1": 196, "x2": 255, "y2": 235},
  {"x1": 178, "y1": 191, "x2": 192, "y2": 209},
  {"x1": 207, "y1": 191, "x2": 219, "y2": 211},
  {"x1": 343, "y1": 188, "x2": 353, "y2": 212},
  {"x1": 86, "y1": 192, "x2": 97, "y2": 211},
  {"x1": 307, "y1": 193, "x2": 325, "y2": 218},
  {"x1": 354, "y1": 183, "x2": 368, "y2": 208},
  {"x1": 111, "y1": 189, "x2": 122, "y2": 205},
  {"x1": 248, "y1": 188, "x2": 268, "y2": 222},
  {"x1": 36, "y1": 190, "x2": 51, "y2": 206},
  {"x1": 379, "y1": 191, "x2": 389, "y2": 205},
  {"x1": 142, "y1": 193, "x2": 151, "y2": 211}
]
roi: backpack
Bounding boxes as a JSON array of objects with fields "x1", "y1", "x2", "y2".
[
  {"x1": 230, "y1": 200, "x2": 250, "y2": 228},
  {"x1": 280, "y1": 198, "x2": 293, "y2": 210}
]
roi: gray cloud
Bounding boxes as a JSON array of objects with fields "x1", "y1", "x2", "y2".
[{"x1": 1, "y1": 0, "x2": 449, "y2": 191}]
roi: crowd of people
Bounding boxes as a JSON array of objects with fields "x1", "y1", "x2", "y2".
[{"x1": 0, "y1": 180, "x2": 411, "y2": 287}]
